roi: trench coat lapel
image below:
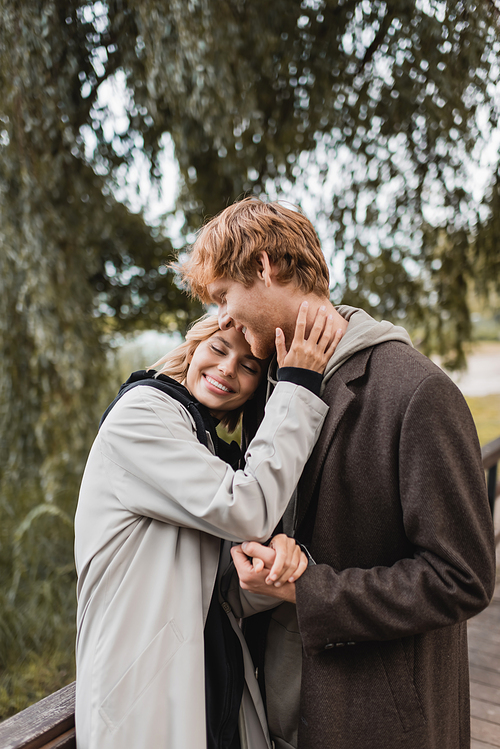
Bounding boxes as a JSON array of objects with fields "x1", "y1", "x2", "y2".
[{"x1": 295, "y1": 347, "x2": 374, "y2": 531}]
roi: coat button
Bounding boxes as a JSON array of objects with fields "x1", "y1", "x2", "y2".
[{"x1": 324, "y1": 643, "x2": 334, "y2": 649}]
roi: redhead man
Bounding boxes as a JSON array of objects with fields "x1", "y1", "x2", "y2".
[{"x1": 181, "y1": 198, "x2": 495, "y2": 749}]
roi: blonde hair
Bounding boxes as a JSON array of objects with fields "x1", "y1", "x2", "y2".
[
  {"x1": 150, "y1": 314, "x2": 253, "y2": 433},
  {"x1": 180, "y1": 197, "x2": 330, "y2": 302}
]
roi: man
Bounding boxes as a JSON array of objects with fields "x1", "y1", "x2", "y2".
[{"x1": 181, "y1": 198, "x2": 495, "y2": 749}]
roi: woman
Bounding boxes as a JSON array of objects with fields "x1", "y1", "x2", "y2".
[{"x1": 75, "y1": 304, "x2": 341, "y2": 749}]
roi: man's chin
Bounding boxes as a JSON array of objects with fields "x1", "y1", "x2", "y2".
[{"x1": 249, "y1": 338, "x2": 275, "y2": 360}]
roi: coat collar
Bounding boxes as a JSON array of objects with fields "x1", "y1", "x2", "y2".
[{"x1": 295, "y1": 347, "x2": 374, "y2": 532}]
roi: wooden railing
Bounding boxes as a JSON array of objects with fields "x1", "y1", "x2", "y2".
[
  {"x1": 0, "y1": 682, "x2": 75, "y2": 748},
  {"x1": 0, "y1": 435, "x2": 499, "y2": 747}
]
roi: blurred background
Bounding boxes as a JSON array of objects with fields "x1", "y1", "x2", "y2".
[{"x1": 1, "y1": 0, "x2": 500, "y2": 717}]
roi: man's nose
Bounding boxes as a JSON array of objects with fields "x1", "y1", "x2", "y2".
[{"x1": 218, "y1": 307, "x2": 234, "y2": 331}]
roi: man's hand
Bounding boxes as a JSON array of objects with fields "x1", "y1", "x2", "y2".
[{"x1": 230, "y1": 534, "x2": 308, "y2": 603}]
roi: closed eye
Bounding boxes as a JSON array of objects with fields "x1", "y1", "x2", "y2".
[{"x1": 242, "y1": 363, "x2": 259, "y2": 375}]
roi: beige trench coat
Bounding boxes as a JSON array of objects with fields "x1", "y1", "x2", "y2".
[{"x1": 74, "y1": 380, "x2": 328, "y2": 749}]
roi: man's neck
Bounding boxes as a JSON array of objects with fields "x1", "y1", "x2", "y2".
[{"x1": 282, "y1": 295, "x2": 348, "y2": 349}]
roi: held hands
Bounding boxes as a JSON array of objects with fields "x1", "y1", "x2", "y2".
[
  {"x1": 231, "y1": 534, "x2": 308, "y2": 604},
  {"x1": 276, "y1": 301, "x2": 343, "y2": 372}
]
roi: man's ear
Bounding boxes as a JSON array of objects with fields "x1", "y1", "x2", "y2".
[{"x1": 257, "y1": 251, "x2": 274, "y2": 288}]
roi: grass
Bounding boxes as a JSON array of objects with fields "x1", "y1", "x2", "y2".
[
  {"x1": 465, "y1": 394, "x2": 500, "y2": 447},
  {"x1": 0, "y1": 647, "x2": 75, "y2": 721}
]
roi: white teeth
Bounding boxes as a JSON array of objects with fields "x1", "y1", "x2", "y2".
[{"x1": 205, "y1": 375, "x2": 231, "y2": 393}]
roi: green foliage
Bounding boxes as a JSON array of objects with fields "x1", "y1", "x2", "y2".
[
  {"x1": 474, "y1": 171, "x2": 500, "y2": 304},
  {"x1": 0, "y1": 498, "x2": 77, "y2": 718},
  {"x1": 0, "y1": 1, "x2": 201, "y2": 707},
  {"x1": 74, "y1": 0, "x2": 500, "y2": 364},
  {"x1": 0, "y1": 648, "x2": 75, "y2": 721}
]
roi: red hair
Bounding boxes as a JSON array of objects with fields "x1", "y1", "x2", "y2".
[{"x1": 180, "y1": 198, "x2": 330, "y2": 301}]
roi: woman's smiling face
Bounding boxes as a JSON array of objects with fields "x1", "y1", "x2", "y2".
[{"x1": 185, "y1": 327, "x2": 262, "y2": 418}]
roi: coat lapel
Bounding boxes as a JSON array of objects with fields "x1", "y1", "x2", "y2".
[{"x1": 295, "y1": 348, "x2": 374, "y2": 531}]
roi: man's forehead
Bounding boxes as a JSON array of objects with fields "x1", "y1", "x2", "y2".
[{"x1": 207, "y1": 276, "x2": 247, "y2": 300}]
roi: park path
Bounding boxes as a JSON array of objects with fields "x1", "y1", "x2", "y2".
[
  {"x1": 469, "y1": 503, "x2": 500, "y2": 749},
  {"x1": 469, "y1": 565, "x2": 500, "y2": 748},
  {"x1": 444, "y1": 341, "x2": 500, "y2": 397}
]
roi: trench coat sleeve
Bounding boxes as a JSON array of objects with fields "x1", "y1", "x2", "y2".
[
  {"x1": 98, "y1": 381, "x2": 328, "y2": 543},
  {"x1": 296, "y1": 372, "x2": 495, "y2": 655}
]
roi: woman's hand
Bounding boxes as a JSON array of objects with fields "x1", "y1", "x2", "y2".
[
  {"x1": 231, "y1": 534, "x2": 308, "y2": 585},
  {"x1": 231, "y1": 536, "x2": 305, "y2": 603},
  {"x1": 231, "y1": 534, "x2": 307, "y2": 603},
  {"x1": 267, "y1": 534, "x2": 308, "y2": 584},
  {"x1": 276, "y1": 301, "x2": 343, "y2": 372}
]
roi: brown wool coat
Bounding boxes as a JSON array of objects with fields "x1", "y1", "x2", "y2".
[{"x1": 294, "y1": 341, "x2": 495, "y2": 749}]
